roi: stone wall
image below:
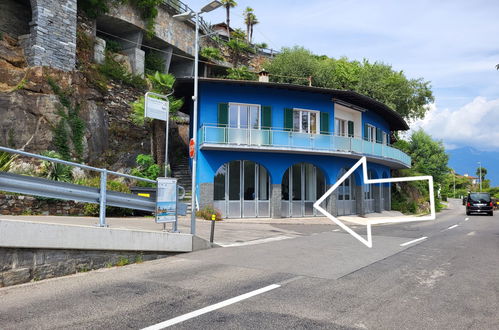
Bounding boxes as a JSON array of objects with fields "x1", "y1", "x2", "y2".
[
  {"x1": 24, "y1": 0, "x2": 77, "y2": 71},
  {"x1": 0, "y1": 247, "x2": 172, "y2": 287},
  {"x1": 0, "y1": 194, "x2": 85, "y2": 216}
]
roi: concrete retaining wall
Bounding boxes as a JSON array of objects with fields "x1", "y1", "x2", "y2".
[
  {"x1": 0, "y1": 247, "x2": 171, "y2": 287},
  {"x1": 0, "y1": 219, "x2": 211, "y2": 287},
  {"x1": 0, "y1": 219, "x2": 204, "y2": 252}
]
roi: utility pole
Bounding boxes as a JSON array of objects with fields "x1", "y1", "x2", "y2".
[{"x1": 478, "y1": 161, "x2": 482, "y2": 192}]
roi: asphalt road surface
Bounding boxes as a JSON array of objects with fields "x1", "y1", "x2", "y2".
[{"x1": 1, "y1": 199, "x2": 498, "y2": 329}]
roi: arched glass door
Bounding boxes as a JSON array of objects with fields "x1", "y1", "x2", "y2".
[
  {"x1": 213, "y1": 160, "x2": 270, "y2": 218},
  {"x1": 336, "y1": 168, "x2": 357, "y2": 216},
  {"x1": 281, "y1": 163, "x2": 325, "y2": 217}
]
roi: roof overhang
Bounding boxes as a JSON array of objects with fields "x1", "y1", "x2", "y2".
[{"x1": 174, "y1": 78, "x2": 410, "y2": 131}]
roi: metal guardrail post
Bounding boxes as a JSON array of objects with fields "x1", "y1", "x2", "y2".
[{"x1": 99, "y1": 170, "x2": 108, "y2": 227}]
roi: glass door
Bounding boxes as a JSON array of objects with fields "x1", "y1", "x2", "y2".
[{"x1": 228, "y1": 104, "x2": 260, "y2": 144}]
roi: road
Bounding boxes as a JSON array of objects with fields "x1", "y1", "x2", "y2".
[{"x1": 1, "y1": 199, "x2": 498, "y2": 329}]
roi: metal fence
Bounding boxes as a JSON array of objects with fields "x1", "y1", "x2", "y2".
[
  {"x1": 0, "y1": 146, "x2": 159, "y2": 227},
  {"x1": 162, "y1": 0, "x2": 212, "y2": 34}
]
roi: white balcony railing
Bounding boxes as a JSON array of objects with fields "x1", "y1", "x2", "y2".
[{"x1": 200, "y1": 125, "x2": 411, "y2": 167}]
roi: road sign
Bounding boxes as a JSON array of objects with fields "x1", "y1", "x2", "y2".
[
  {"x1": 145, "y1": 93, "x2": 169, "y2": 121},
  {"x1": 313, "y1": 156, "x2": 435, "y2": 248},
  {"x1": 189, "y1": 139, "x2": 195, "y2": 158},
  {"x1": 156, "y1": 177, "x2": 177, "y2": 223}
]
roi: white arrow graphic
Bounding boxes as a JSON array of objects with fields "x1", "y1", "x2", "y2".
[{"x1": 313, "y1": 156, "x2": 435, "y2": 248}]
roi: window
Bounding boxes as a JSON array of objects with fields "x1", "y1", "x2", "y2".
[
  {"x1": 335, "y1": 118, "x2": 354, "y2": 137},
  {"x1": 335, "y1": 118, "x2": 347, "y2": 136},
  {"x1": 366, "y1": 124, "x2": 376, "y2": 142},
  {"x1": 293, "y1": 109, "x2": 320, "y2": 134},
  {"x1": 382, "y1": 132, "x2": 389, "y2": 145},
  {"x1": 229, "y1": 103, "x2": 260, "y2": 129}
]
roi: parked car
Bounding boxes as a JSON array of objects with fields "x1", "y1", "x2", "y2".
[{"x1": 466, "y1": 192, "x2": 493, "y2": 216}]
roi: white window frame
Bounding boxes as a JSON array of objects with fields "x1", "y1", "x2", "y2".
[
  {"x1": 293, "y1": 108, "x2": 320, "y2": 134},
  {"x1": 228, "y1": 103, "x2": 261, "y2": 129},
  {"x1": 335, "y1": 118, "x2": 347, "y2": 137},
  {"x1": 382, "y1": 131, "x2": 388, "y2": 145},
  {"x1": 367, "y1": 124, "x2": 376, "y2": 142}
]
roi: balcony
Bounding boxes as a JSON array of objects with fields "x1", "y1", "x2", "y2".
[{"x1": 199, "y1": 125, "x2": 411, "y2": 168}]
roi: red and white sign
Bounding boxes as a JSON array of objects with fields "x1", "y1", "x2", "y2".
[{"x1": 189, "y1": 139, "x2": 195, "y2": 158}]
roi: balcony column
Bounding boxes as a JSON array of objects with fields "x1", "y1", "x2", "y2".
[
  {"x1": 199, "y1": 182, "x2": 213, "y2": 210},
  {"x1": 374, "y1": 183, "x2": 382, "y2": 213},
  {"x1": 386, "y1": 184, "x2": 392, "y2": 211},
  {"x1": 355, "y1": 184, "x2": 365, "y2": 216},
  {"x1": 326, "y1": 185, "x2": 337, "y2": 217},
  {"x1": 271, "y1": 184, "x2": 281, "y2": 218}
]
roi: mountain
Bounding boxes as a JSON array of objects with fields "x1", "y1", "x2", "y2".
[{"x1": 446, "y1": 147, "x2": 499, "y2": 186}]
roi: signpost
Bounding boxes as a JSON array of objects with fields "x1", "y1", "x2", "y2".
[{"x1": 145, "y1": 92, "x2": 170, "y2": 177}]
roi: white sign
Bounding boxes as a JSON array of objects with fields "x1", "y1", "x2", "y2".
[
  {"x1": 145, "y1": 94, "x2": 169, "y2": 121},
  {"x1": 156, "y1": 177, "x2": 177, "y2": 223}
]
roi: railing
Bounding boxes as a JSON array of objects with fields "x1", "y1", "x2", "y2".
[
  {"x1": 162, "y1": 0, "x2": 212, "y2": 34},
  {"x1": 200, "y1": 125, "x2": 411, "y2": 167},
  {"x1": 0, "y1": 146, "x2": 159, "y2": 227}
]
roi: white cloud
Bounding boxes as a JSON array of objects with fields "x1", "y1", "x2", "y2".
[{"x1": 410, "y1": 97, "x2": 499, "y2": 150}]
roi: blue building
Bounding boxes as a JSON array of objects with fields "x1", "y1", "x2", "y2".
[{"x1": 175, "y1": 77, "x2": 411, "y2": 219}]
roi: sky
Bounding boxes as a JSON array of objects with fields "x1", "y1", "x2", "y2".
[{"x1": 188, "y1": 0, "x2": 499, "y2": 151}]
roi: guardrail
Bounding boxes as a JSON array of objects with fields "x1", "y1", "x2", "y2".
[
  {"x1": 0, "y1": 146, "x2": 165, "y2": 227},
  {"x1": 200, "y1": 125, "x2": 411, "y2": 167}
]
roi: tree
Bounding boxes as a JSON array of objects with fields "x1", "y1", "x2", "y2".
[
  {"x1": 221, "y1": 0, "x2": 237, "y2": 40},
  {"x1": 264, "y1": 46, "x2": 434, "y2": 121},
  {"x1": 243, "y1": 7, "x2": 256, "y2": 43},
  {"x1": 476, "y1": 166, "x2": 487, "y2": 181},
  {"x1": 404, "y1": 129, "x2": 449, "y2": 184}
]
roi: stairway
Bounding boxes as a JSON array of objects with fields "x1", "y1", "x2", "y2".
[{"x1": 171, "y1": 156, "x2": 193, "y2": 214}]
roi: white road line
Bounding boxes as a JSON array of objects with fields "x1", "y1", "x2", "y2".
[
  {"x1": 400, "y1": 236, "x2": 428, "y2": 247},
  {"x1": 447, "y1": 224, "x2": 459, "y2": 230},
  {"x1": 141, "y1": 284, "x2": 281, "y2": 329},
  {"x1": 218, "y1": 235, "x2": 294, "y2": 247},
  {"x1": 332, "y1": 229, "x2": 341, "y2": 232},
  {"x1": 465, "y1": 218, "x2": 469, "y2": 221}
]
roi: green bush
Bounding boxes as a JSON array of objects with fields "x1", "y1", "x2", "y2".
[
  {"x1": 98, "y1": 53, "x2": 147, "y2": 90},
  {"x1": 196, "y1": 205, "x2": 223, "y2": 221},
  {"x1": 226, "y1": 66, "x2": 257, "y2": 80},
  {"x1": 130, "y1": 154, "x2": 160, "y2": 187},
  {"x1": 200, "y1": 47, "x2": 224, "y2": 62},
  {"x1": 145, "y1": 51, "x2": 165, "y2": 75},
  {"x1": 39, "y1": 151, "x2": 73, "y2": 182},
  {"x1": 105, "y1": 39, "x2": 122, "y2": 53},
  {"x1": 0, "y1": 151, "x2": 17, "y2": 172},
  {"x1": 76, "y1": 177, "x2": 133, "y2": 216}
]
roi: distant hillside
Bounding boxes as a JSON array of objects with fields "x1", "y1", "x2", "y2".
[{"x1": 446, "y1": 147, "x2": 499, "y2": 186}]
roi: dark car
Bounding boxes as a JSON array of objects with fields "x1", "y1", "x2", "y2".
[{"x1": 466, "y1": 192, "x2": 493, "y2": 216}]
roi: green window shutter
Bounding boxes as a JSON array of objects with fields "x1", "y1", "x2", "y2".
[
  {"x1": 320, "y1": 112, "x2": 329, "y2": 134},
  {"x1": 217, "y1": 103, "x2": 228, "y2": 127},
  {"x1": 376, "y1": 128, "x2": 382, "y2": 143},
  {"x1": 347, "y1": 121, "x2": 354, "y2": 137},
  {"x1": 363, "y1": 123, "x2": 369, "y2": 140},
  {"x1": 284, "y1": 108, "x2": 293, "y2": 131},
  {"x1": 261, "y1": 106, "x2": 272, "y2": 129}
]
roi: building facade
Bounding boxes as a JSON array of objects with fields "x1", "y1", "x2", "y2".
[{"x1": 175, "y1": 78, "x2": 411, "y2": 219}]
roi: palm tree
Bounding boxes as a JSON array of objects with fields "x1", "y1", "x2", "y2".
[
  {"x1": 243, "y1": 7, "x2": 254, "y2": 42},
  {"x1": 221, "y1": 0, "x2": 237, "y2": 40},
  {"x1": 249, "y1": 14, "x2": 258, "y2": 43}
]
